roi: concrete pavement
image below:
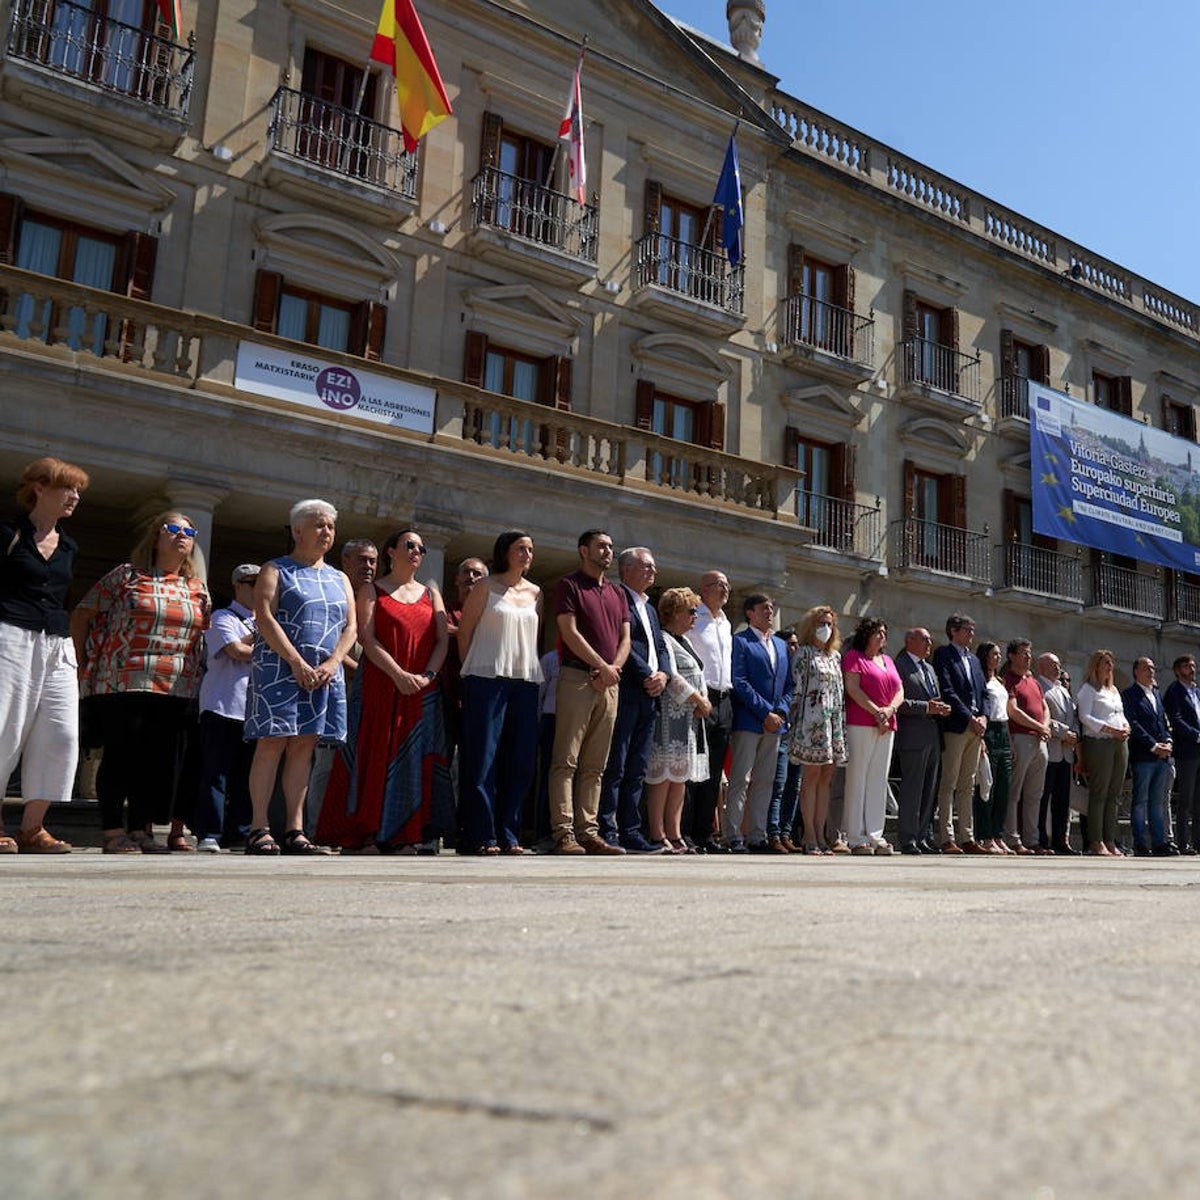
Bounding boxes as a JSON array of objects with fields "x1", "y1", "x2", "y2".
[{"x1": 2, "y1": 853, "x2": 1197, "y2": 1199}]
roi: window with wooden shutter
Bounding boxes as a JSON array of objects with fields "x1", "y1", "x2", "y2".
[
  {"x1": 252, "y1": 270, "x2": 282, "y2": 333},
  {"x1": 348, "y1": 300, "x2": 387, "y2": 361},
  {"x1": 1093, "y1": 371, "x2": 1133, "y2": 415},
  {"x1": 1162, "y1": 396, "x2": 1197, "y2": 441},
  {"x1": 0, "y1": 192, "x2": 25, "y2": 265},
  {"x1": 298, "y1": 48, "x2": 379, "y2": 174},
  {"x1": 902, "y1": 462, "x2": 967, "y2": 572}
]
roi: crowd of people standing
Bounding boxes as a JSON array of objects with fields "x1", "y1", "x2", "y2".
[{"x1": 3, "y1": 455, "x2": 1199, "y2": 861}]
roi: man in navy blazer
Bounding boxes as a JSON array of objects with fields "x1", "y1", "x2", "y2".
[
  {"x1": 1122, "y1": 657, "x2": 1176, "y2": 855},
  {"x1": 932, "y1": 612, "x2": 988, "y2": 853},
  {"x1": 598, "y1": 547, "x2": 669, "y2": 851},
  {"x1": 721, "y1": 593, "x2": 793, "y2": 851},
  {"x1": 1164, "y1": 654, "x2": 1200, "y2": 854}
]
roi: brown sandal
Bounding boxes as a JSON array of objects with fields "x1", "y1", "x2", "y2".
[
  {"x1": 167, "y1": 834, "x2": 196, "y2": 852},
  {"x1": 0, "y1": 834, "x2": 17, "y2": 854},
  {"x1": 16, "y1": 827, "x2": 71, "y2": 854}
]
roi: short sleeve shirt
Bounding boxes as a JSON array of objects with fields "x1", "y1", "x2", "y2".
[
  {"x1": 80, "y1": 565, "x2": 211, "y2": 698},
  {"x1": 553, "y1": 570, "x2": 628, "y2": 666}
]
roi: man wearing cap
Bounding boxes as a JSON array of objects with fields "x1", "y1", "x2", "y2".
[{"x1": 193, "y1": 564, "x2": 259, "y2": 851}]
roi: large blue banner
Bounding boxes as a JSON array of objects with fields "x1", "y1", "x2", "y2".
[{"x1": 1030, "y1": 383, "x2": 1200, "y2": 573}]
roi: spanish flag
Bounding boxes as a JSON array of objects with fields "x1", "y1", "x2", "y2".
[
  {"x1": 370, "y1": 0, "x2": 453, "y2": 152},
  {"x1": 155, "y1": 0, "x2": 183, "y2": 37}
]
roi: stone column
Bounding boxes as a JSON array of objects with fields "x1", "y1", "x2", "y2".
[{"x1": 164, "y1": 479, "x2": 231, "y2": 579}]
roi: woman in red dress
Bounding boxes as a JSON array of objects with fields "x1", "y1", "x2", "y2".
[{"x1": 317, "y1": 529, "x2": 451, "y2": 852}]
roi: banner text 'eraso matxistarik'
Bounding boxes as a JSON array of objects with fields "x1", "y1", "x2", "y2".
[{"x1": 234, "y1": 342, "x2": 436, "y2": 435}]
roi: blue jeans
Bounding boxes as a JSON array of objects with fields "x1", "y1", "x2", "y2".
[
  {"x1": 766, "y1": 744, "x2": 793, "y2": 839},
  {"x1": 460, "y1": 676, "x2": 539, "y2": 849},
  {"x1": 1130, "y1": 757, "x2": 1171, "y2": 849}
]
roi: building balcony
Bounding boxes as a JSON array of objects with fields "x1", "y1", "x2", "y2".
[
  {"x1": 467, "y1": 166, "x2": 597, "y2": 285},
  {"x1": 897, "y1": 338, "x2": 981, "y2": 415},
  {"x1": 1168, "y1": 574, "x2": 1200, "y2": 627},
  {"x1": 996, "y1": 542, "x2": 1083, "y2": 608},
  {"x1": 631, "y1": 231, "x2": 745, "y2": 333},
  {"x1": 783, "y1": 294, "x2": 874, "y2": 381},
  {"x1": 264, "y1": 86, "x2": 417, "y2": 224},
  {"x1": 1087, "y1": 560, "x2": 1163, "y2": 622},
  {"x1": 2, "y1": 0, "x2": 192, "y2": 146},
  {"x1": 0, "y1": 263, "x2": 797, "y2": 533},
  {"x1": 891, "y1": 517, "x2": 990, "y2": 587},
  {"x1": 796, "y1": 493, "x2": 884, "y2": 562}
]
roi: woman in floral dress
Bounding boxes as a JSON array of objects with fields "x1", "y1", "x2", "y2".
[{"x1": 786, "y1": 605, "x2": 847, "y2": 854}]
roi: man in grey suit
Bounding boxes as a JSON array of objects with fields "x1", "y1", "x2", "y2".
[{"x1": 894, "y1": 628, "x2": 951, "y2": 854}]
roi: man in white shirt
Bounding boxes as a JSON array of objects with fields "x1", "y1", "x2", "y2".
[
  {"x1": 686, "y1": 569, "x2": 733, "y2": 852},
  {"x1": 194, "y1": 564, "x2": 259, "y2": 851}
]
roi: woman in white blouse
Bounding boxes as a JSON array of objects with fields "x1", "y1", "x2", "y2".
[
  {"x1": 975, "y1": 642, "x2": 1014, "y2": 855},
  {"x1": 1075, "y1": 648, "x2": 1130, "y2": 856},
  {"x1": 457, "y1": 531, "x2": 543, "y2": 854}
]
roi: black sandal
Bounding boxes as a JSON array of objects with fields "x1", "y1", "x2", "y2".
[
  {"x1": 281, "y1": 830, "x2": 334, "y2": 856},
  {"x1": 245, "y1": 828, "x2": 280, "y2": 855}
]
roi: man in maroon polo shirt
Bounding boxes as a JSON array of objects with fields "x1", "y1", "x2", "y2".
[
  {"x1": 1004, "y1": 638, "x2": 1051, "y2": 854},
  {"x1": 548, "y1": 529, "x2": 631, "y2": 855}
]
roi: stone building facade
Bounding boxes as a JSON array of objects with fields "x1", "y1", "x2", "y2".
[{"x1": 1, "y1": 0, "x2": 1197, "y2": 678}]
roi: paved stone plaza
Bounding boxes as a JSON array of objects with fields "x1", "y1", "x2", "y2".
[{"x1": 2, "y1": 854, "x2": 1196, "y2": 1199}]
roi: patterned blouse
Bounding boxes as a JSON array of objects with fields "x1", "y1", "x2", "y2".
[{"x1": 79, "y1": 565, "x2": 210, "y2": 698}]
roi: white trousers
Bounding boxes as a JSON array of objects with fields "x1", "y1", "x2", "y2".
[
  {"x1": 843, "y1": 724, "x2": 895, "y2": 846},
  {"x1": 0, "y1": 623, "x2": 79, "y2": 802}
]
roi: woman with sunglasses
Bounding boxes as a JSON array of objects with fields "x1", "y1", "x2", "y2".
[
  {"x1": 73, "y1": 510, "x2": 210, "y2": 853},
  {"x1": 317, "y1": 528, "x2": 449, "y2": 852}
]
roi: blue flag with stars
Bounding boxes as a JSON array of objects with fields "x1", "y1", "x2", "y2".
[
  {"x1": 713, "y1": 132, "x2": 743, "y2": 267},
  {"x1": 1030, "y1": 382, "x2": 1200, "y2": 574}
]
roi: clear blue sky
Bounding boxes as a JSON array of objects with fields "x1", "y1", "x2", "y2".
[{"x1": 666, "y1": 1, "x2": 1200, "y2": 306}]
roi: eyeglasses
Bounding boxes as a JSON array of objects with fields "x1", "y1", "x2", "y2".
[
  {"x1": 163, "y1": 523, "x2": 197, "y2": 538},
  {"x1": 405, "y1": 540, "x2": 427, "y2": 556}
]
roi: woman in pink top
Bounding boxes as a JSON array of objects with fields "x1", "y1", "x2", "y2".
[{"x1": 842, "y1": 616, "x2": 903, "y2": 854}]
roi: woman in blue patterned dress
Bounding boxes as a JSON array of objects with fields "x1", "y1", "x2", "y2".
[
  {"x1": 785, "y1": 605, "x2": 848, "y2": 854},
  {"x1": 244, "y1": 499, "x2": 356, "y2": 855}
]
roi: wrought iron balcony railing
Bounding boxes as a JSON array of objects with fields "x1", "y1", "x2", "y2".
[
  {"x1": 1171, "y1": 574, "x2": 1200, "y2": 625},
  {"x1": 892, "y1": 517, "x2": 990, "y2": 582},
  {"x1": 634, "y1": 231, "x2": 744, "y2": 315},
  {"x1": 998, "y1": 375, "x2": 1031, "y2": 420},
  {"x1": 1090, "y1": 561, "x2": 1162, "y2": 618},
  {"x1": 784, "y1": 294, "x2": 874, "y2": 364},
  {"x1": 470, "y1": 166, "x2": 598, "y2": 262},
  {"x1": 268, "y1": 86, "x2": 417, "y2": 198},
  {"x1": 798, "y1": 493, "x2": 883, "y2": 558},
  {"x1": 1000, "y1": 542, "x2": 1083, "y2": 601},
  {"x1": 7, "y1": 0, "x2": 193, "y2": 116},
  {"x1": 900, "y1": 338, "x2": 981, "y2": 403}
]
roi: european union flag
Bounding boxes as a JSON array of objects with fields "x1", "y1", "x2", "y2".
[{"x1": 713, "y1": 133, "x2": 744, "y2": 267}]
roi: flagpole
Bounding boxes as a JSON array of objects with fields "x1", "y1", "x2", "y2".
[
  {"x1": 699, "y1": 120, "x2": 740, "y2": 250},
  {"x1": 545, "y1": 36, "x2": 587, "y2": 193}
]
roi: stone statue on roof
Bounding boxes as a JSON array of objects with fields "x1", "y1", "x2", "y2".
[{"x1": 727, "y1": 0, "x2": 765, "y2": 65}]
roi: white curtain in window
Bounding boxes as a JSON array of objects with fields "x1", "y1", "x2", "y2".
[
  {"x1": 69, "y1": 235, "x2": 117, "y2": 353},
  {"x1": 316, "y1": 305, "x2": 350, "y2": 353},
  {"x1": 14, "y1": 221, "x2": 61, "y2": 341},
  {"x1": 277, "y1": 294, "x2": 307, "y2": 341}
]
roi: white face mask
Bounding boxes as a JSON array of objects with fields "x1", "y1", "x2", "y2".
[{"x1": 814, "y1": 624, "x2": 832, "y2": 645}]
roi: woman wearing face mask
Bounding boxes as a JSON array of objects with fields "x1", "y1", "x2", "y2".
[{"x1": 785, "y1": 605, "x2": 847, "y2": 854}]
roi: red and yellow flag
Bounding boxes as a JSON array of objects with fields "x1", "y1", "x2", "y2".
[
  {"x1": 370, "y1": 0, "x2": 453, "y2": 152},
  {"x1": 155, "y1": 0, "x2": 183, "y2": 38}
]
